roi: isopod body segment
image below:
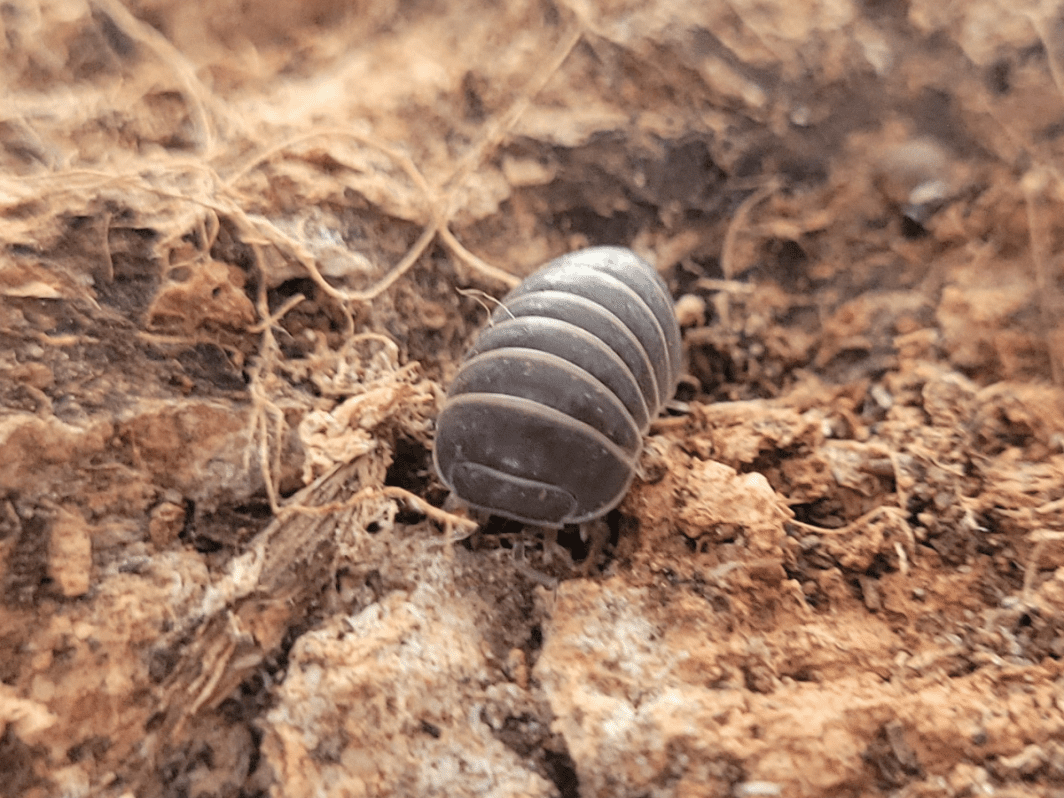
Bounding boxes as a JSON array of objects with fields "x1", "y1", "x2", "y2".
[{"x1": 433, "y1": 246, "x2": 683, "y2": 527}]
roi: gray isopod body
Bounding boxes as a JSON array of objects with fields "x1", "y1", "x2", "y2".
[{"x1": 433, "y1": 246, "x2": 683, "y2": 527}]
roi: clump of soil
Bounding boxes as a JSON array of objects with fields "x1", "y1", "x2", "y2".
[{"x1": 2, "y1": 1, "x2": 1063, "y2": 797}]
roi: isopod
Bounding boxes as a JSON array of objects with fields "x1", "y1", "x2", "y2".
[{"x1": 433, "y1": 246, "x2": 682, "y2": 527}]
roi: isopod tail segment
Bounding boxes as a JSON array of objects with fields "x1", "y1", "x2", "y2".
[{"x1": 433, "y1": 246, "x2": 683, "y2": 528}]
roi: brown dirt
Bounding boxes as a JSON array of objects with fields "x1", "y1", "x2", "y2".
[{"x1": 2, "y1": 1, "x2": 1064, "y2": 796}]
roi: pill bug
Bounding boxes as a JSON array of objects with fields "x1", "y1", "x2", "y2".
[{"x1": 433, "y1": 246, "x2": 683, "y2": 528}]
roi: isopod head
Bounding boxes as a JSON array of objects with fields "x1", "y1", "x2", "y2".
[{"x1": 433, "y1": 246, "x2": 682, "y2": 527}]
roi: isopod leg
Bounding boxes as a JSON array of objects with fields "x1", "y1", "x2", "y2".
[
  {"x1": 578, "y1": 518, "x2": 611, "y2": 575},
  {"x1": 540, "y1": 525, "x2": 563, "y2": 565}
]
